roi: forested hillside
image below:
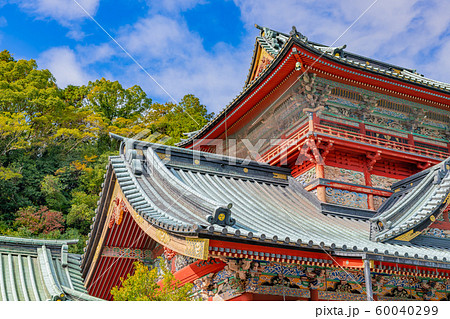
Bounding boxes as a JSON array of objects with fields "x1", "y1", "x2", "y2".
[{"x1": 0, "y1": 50, "x2": 213, "y2": 253}]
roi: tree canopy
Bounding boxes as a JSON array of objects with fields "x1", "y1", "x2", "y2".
[
  {"x1": 111, "y1": 259, "x2": 194, "y2": 301},
  {"x1": 0, "y1": 50, "x2": 214, "y2": 253}
]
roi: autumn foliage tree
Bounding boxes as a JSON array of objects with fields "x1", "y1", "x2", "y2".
[
  {"x1": 111, "y1": 259, "x2": 194, "y2": 301},
  {"x1": 0, "y1": 50, "x2": 214, "y2": 253},
  {"x1": 14, "y1": 206, "x2": 65, "y2": 235}
]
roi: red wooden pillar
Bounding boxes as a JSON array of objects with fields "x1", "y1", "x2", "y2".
[
  {"x1": 408, "y1": 134, "x2": 414, "y2": 147},
  {"x1": 310, "y1": 289, "x2": 319, "y2": 301},
  {"x1": 308, "y1": 112, "x2": 315, "y2": 133},
  {"x1": 359, "y1": 122, "x2": 366, "y2": 135},
  {"x1": 316, "y1": 163, "x2": 326, "y2": 202},
  {"x1": 364, "y1": 156, "x2": 374, "y2": 210}
]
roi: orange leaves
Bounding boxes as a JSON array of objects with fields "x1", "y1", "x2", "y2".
[{"x1": 71, "y1": 160, "x2": 93, "y2": 173}]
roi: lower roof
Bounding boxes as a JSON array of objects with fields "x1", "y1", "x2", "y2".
[
  {"x1": 0, "y1": 236, "x2": 101, "y2": 301},
  {"x1": 89, "y1": 136, "x2": 450, "y2": 268}
]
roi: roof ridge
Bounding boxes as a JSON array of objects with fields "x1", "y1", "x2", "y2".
[{"x1": 0, "y1": 236, "x2": 78, "y2": 247}]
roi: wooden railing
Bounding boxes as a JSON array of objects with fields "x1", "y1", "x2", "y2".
[
  {"x1": 314, "y1": 124, "x2": 449, "y2": 160},
  {"x1": 261, "y1": 123, "x2": 309, "y2": 162},
  {"x1": 261, "y1": 121, "x2": 449, "y2": 163}
]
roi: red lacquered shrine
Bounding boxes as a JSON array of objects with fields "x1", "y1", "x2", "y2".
[{"x1": 82, "y1": 26, "x2": 450, "y2": 301}]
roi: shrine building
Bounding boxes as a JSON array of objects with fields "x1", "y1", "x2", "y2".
[{"x1": 82, "y1": 26, "x2": 450, "y2": 301}]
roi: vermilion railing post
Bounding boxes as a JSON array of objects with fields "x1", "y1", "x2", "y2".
[{"x1": 308, "y1": 112, "x2": 315, "y2": 133}]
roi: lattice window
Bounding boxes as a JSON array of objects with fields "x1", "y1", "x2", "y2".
[
  {"x1": 376, "y1": 99, "x2": 411, "y2": 114},
  {"x1": 330, "y1": 88, "x2": 363, "y2": 101},
  {"x1": 326, "y1": 151, "x2": 363, "y2": 171},
  {"x1": 371, "y1": 160, "x2": 414, "y2": 179},
  {"x1": 291, "y1": 161, "x2": 314, "y2": 177}
]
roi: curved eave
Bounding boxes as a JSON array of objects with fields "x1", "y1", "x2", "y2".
[
  {"x1": 292, "y1": 37, "x2": 450, "y2": 106},
  {"x1": 178, "y1": 37, "x2": 297, "y2": 148},
  {"x1": 243, "y1": 37, "x2": 265, "y2": 87},
  {"x1": 371, "y1": 159, "x2": 450, "y2": 242},
  {"x1": 199, "y1": 219, "x2": 450, "y2": 269}
]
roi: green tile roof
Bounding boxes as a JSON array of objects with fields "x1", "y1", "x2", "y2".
[{"x1": 0, "y1": 236, "x2": 101, "y2": 301}]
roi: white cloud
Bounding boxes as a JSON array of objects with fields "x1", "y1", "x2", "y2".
[
  {"x1": 115, "y1": 14, "x2": 249, "y2": 112},
  {"x1": 12, "y1": 0, "x2": 99, "y2": 24},
  {"x1": 147, "y1": 0, "x2": 207, "y2": 13},
  {"x1": 233, "y1": 0, "x2": 450, "y2": 83},
  {"x1": 76, "y1": 43, "x2": 115, "y2": 65},
  {"x1": 66, "y1": 29, "x2": 86, "y2": 41},
  {"x1": 120, "y1": 15, "x2": 200, "y2": 60},
  {"x1": 0, "y1": 16, "x2": 7, "y2": 27},
  {"x1": 38, "y1": 46, "x2": 92, "y2": 87}
]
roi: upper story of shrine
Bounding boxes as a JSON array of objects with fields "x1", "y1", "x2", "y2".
[
  {"x1": 177, "y1": 26, "x2": 450, "y2": 212},
  {"x1": 179, "y1": 25, "x2": 450, "y2": 155}
]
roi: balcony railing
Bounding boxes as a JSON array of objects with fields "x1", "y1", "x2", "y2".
[
  {"x1": 314, "y1": 124, "x2": 449, "y2": 160},
  {"x1": 261, "y1": 120, "x2": 449, "y2": 163}
]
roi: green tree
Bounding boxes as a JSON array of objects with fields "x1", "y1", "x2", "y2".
[
  {"x1": 40, "y1": 175, "x2": 69, "y2": 211},
  {"x1": 111, "y1": 258, "x2": 194, "y2": 301},
  {"x1": 86, "y1": 78, "x2": 152, "y2": 124},
  {"x1": 0, "y1": 50, "x2": 215, "y2": 253},
  {"x1": 145, "y1": 94, "x2": 213, "y2": 145},
  {"x1": 66, "y1": 191, "x2": 97, "y2": 234}
]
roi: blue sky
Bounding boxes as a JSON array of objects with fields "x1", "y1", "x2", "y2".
[{"x1": 0, "y1": 0, "x2": 449, "y2": 113}]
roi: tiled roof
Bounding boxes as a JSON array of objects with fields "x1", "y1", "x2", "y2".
[
  {"x1": 257, "y1": 26, "x2": 450, "y2": 92},
  {"x1": 95, "y1": 135, "x2": 450, "y2": 267},
  {"x1": 371, "y1": 159, "x2": 450, "y2": 242},
  {"x1": 0, "y1": 236, "x2": 101, "y2": 301}
]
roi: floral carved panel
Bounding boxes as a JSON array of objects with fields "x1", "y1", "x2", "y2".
[
  {"x1": 325, "y1": 187, "x2": 368, "y2": 209},
  {"x1": 324, "y1": 166, "x2": 364, "y2": 185}
]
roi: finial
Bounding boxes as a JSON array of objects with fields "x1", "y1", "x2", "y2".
[{"x1": 290, "y1": 26, "x2": 298, "y2": 36}]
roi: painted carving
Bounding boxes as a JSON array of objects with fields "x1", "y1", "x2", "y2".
[
  {"x1": 191, "y1": 257, "x2": 450, "y2": 301},
  {"x1": 324, "y1": 166, "x2": 364, "y2": 185},
  {"x1": 163, "y1": 247, "x2": 177, "y2": 261},
  {"x1": 423, "y1": 227, "x2": 449, "y2": 238},
  {"x1": 372, "y1": 273, "x2": 450, "y2": 301},
  {"x1": 325, "y1": 104, "x2": 356, "y2": 119},
  {"x1": 373, "y1": 196, "x2": 388, "y2": 210},
  {"x1": 372, "y1": 106, "x2": 409, "y2": 120},
  {"x1": 227, "y1": 74, "x2": 332, "y2": 158},
  {"x1": 193, "y1": 259, "x2": 325, "y2": 300},
  {"x1": 109, "y1": 197, "x2": 128, "y2": 228},
  {"x1": 101, "y1": 246, "x2": 152, "y2": 261},
  {"x1": 173, "y1": 254, "x2": 197, "y2": 273},
  {"x1": 371, "y1": 175, "x2": 400, "y2": 190},
  {"x1": 325, "y1": 187, "x2": 368, "y2": 209},
  {"x1": 320, "y1": 77, "x2": 450, "y2": 144},
  {"x1": 326, "y1": 269, "x2": 365, "y2": 294},
  {"x1": 318, "y1": 290, "x2": 367, "y2": 301}
]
